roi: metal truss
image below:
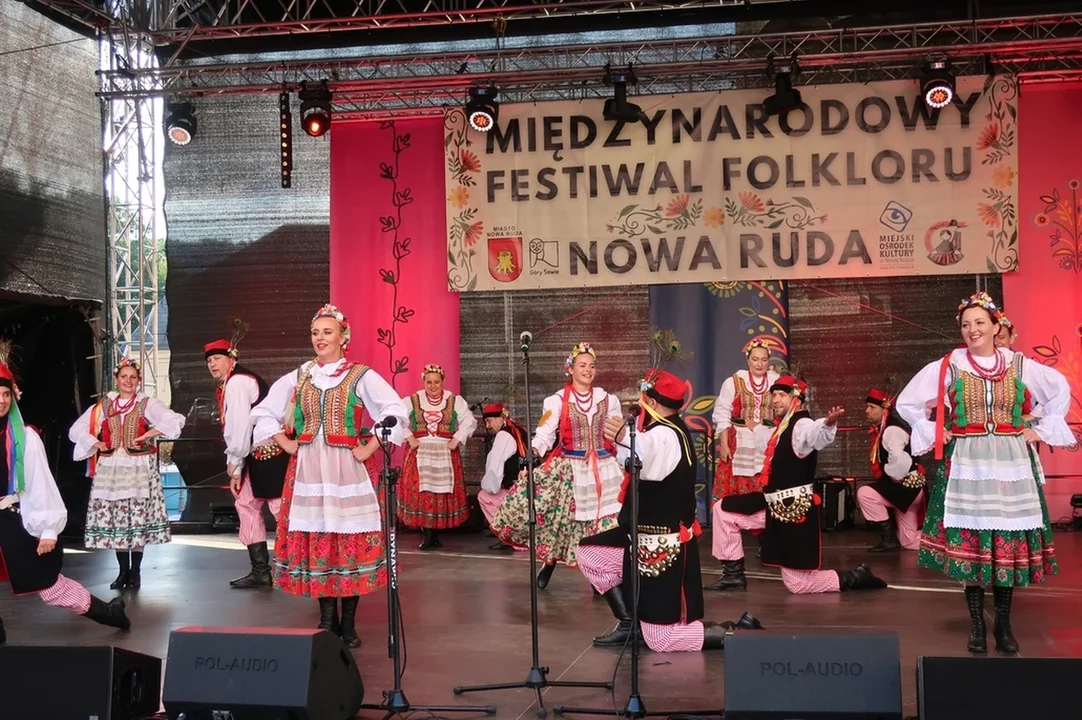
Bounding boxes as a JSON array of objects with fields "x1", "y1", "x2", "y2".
[
  {"x1": 96, "y1": 12, "x2": 1082, "y2": 119},
  {"x1": 101, "y1": 2, "x2": 165, "y2": 397}
]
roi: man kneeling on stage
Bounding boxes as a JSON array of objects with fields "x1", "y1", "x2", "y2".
[
  {"x1": 0, "y1": 347, "x2": 130, "y2": 644},
  {"x1": 577, "y1": 369, "x2": 763, "y2": 652}
]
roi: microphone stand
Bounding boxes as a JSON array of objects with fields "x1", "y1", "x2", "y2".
[
  {"x1": 361, "y1": 422, "x2": 496, "y2": 720},
  {"x1": 454, "y1": 339, "x2": 613, "y2": 717}
]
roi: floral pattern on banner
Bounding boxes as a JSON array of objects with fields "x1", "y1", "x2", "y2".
[
  {"x1": 1033, "y1": 179, "x2": 1082, "y2": 273},
  {"x1": 375, "y1": 121, "x2": 415, "y2": 388},
  {"x1": 724, "y1": 192, "x2": 827, "y2": 230},
  {"x1": 445, "y1": 110, "x2": 480, "y2": 291},
  {"x1": 977, "y1": 74, "x2": 1019, "y2": 272},
  {"x1": 606, "y1": 195, "x2": 707, "y2": 236},
  {"x1": 1029, "y1": 331, "x2": 1082, "y2": 448}
]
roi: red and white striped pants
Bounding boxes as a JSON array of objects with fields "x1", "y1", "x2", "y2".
[
  {"x1": 478, "y1": 489, "x2": 509, "y2": 526},
  {"x1": 576, "y1": 545, "x2": 704, "y2": 652},
  {"x1": 856, "y1": 486, "x2": 924, "y2": 550},
  {"x1": 235, "y1": 478, "x2": 282, "y2": 546},
  {"x1": 36, "y1": 574, "x2": 92, "y2": 615}
]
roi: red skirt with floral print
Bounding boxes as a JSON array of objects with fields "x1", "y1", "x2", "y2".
[
  {"x1": 396, "y1": 447, "x2": 469, "y2": 529},
  {"x1": 273, "y1": 456, "x2": 388, "y2": 598}
]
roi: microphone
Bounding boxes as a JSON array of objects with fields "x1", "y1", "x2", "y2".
[
  {"x1": 627, "y1": 405, "x2": 641, "y2": 421},
  {"x1": 374, "y1": 417, "x2": 398, "y2": 429},
  {"x1": 519, "y1": 331, "x2": 533, "y2": 351}
]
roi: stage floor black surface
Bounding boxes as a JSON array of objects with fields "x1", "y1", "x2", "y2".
[{"x1": 4, "y1": 528, "x2": 1082, "y2": 718}]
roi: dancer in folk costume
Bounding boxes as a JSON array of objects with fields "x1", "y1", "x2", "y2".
[
  {"x1": 994, "y1": 313, "x2": 1017, "y2": 349},
  {"x1": 205, "y1": 327, "x2": 285, "y2": 589},
  {"x1": 856, "y1": 388, "x2": 926, "y2": 552},
  {"x1": 707, "y1": 339, "x2": 779, "y2": 591},
  {"x1": 251, "y1": 304, "x2": 409, "y2": 648},
  {"x1": 896, "y1": 292, "x2": 1074, "y2": 654},
  {"x1": 70, "y1": 358, "x2": 185, "y2": 590},
  {"x1": 753, "y1": 375, "x2": 888, "y2": 594},
  {"x1": 0, "y1": 344, "x2": 130, "y2": 644},
  {"x1": 578, "y1": 368, "x2": 764, "y2": 651},
  {"x1": 398, "y1": 364, "x2": 477, "y2": 550},
  {"x1": 476, "y1": 403, "x2": 528, "y2": 551},
  {"x1": 493, "y1": 342, "x2": 623, "y2": 589}
]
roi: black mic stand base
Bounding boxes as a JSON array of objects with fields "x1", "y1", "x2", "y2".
[
  {"x1": 362, "y1": 689, "x2": 496, "y2": 720},
  {"x1": 454, "y1": 669, "x2": 614, "y2": 718}
]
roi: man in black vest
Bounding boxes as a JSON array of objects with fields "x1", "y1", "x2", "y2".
[
  {"x1": 205, "y1": 339, "x2": 283, "y2": 588},
  {"x1": 857, "y1": 388, "x2": 926, "y2": 552},
  {"x1": 577, "y1": 369, "x2": 762, "y2": 651},
  {"x1": 477, "y1": 403, "x2": 527, "y2": 551},
  {"x1": 756, "y1": 375, "x2": 888, "y2": 594}
]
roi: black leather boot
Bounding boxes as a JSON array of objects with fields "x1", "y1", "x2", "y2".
[
  {"x1": 0, "y1": 614, "x2": 6, "y2": 645},
  {"x1": 868, "y1": 517, "x2": 902, "y2": 553},
  {"x1": 127, "y1": 550, "x2": 143, "y2": 589},
  {"x1": 230, "y1": 542, "x2": 273, "y2": 588},
  {"x1": 706, "y1": 559, "x2": 747, "y2": 591},
  {"x1": 593, "y1": 587, "x2": 635, "y2": 646},
  {"x1": 734, "y1": 612, "x2": 765, "y2": 630},
  {"x1": 419, "y1": 528, "x2": 443, "y2": 550},
  {"x1": 317, "y1": 597, "x2": 340, "y2": 635},
  {"x1": 992, "y1": 586, "x2": 1019, "y2": 653},
  {"x1": 339, "y1": 596, "x2": 362, "y2": 649},
  {"x1": 536, "y1": 562, "x2": 556, "y2": 589},
  {"x1": 964, "y1": 585, "x2": 987, "y2": 653},
  {"x1": 83, "y1": 596, "x2": 131, "y2": 630},
  {"x1": 702, "y1": 621, "x2": 728, "y2": 650},
  {"x1": 110, "y1": 551, "x2": 130, "y2": 590},
  {"x1": 837, "y1": 563, "x2": 888, "y2": 591}
]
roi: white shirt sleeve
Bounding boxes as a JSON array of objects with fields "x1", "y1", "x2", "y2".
[
  {"x1": 144, "y1": 397, "x2": 186, "y2": 439},
  {"x1": 880, "y1": 425, "x2": 913, "y2": 481},
  {"x1": 532, "y1": 394, "x2": 563, "y2": 457},
  {"x1": 18, "y1": 428, "x2": 68, "y2": 541},
  {"x1": 895, "y1": 358, "x2": 946, "y2": 457},
  {"x1": 1022, "y1": 358, "x2": 1076, "y2": 447},
  {"x1": 711, "y1": 376, "x2": 736, "y2": 432},
  {"x1": 223, "y1": 375, "x2": 259, "y2": 472},
  {"x1": 615, "y1": 423, "x2": 682, "y2": 482},
  {"x1": 357, "y1": 370, "x2": 410, "y2": 446},
  {"x1": 251, "y1": 370, "x2": 299, "y2": 445},
  {"x1": 453, "y1": 395, "x2": 478, "y2": 445},
  {"x1": 791, "y1": 416, "x2": 837, "y2": 459},
  {"x1": 481, "y1": 431, "x2": 518, "y2": 494},
  {"x1": 68, "y1": 401, "x2": 101, "y2": 462}
]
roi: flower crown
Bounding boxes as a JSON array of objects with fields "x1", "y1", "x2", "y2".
[
  {"x1": 743, "y1": 338, "x2": 772, "y2": 356},
  {"x1": 312, "y1": 303, "x2": 352, "y2": 349},
  {"x1": 115, "y1": 357, "x2": 141, "y2": 374},
  {"x1": 422, "y1": 363, "x2": 445, "y2": 380},
  {"x1": 956, "y1": 291, "x2": 1000, "y2": 323},
  {"x1": 996, "y1": 311, "x2": 1014, "y2": 331},
  {"x1": 565, "y1": 342, "x2": 596, "y2": 372}
]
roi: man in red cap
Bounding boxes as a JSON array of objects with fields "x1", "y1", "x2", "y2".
[
  {"x1": 752, "y1": 375, "x2": 887, "y2": 594},
  {"x1": 205, "y1": 338, "x2": 283, "y2": 588},
  {"x1": 576, "y1": 369, "x2": 763, "y2": 652},
  {"x1": 476, "y1": 403, "x2": 528, "y2": 550},
  {"x1": 857, "y1": 389, "x2": 926, "y2": 552},
  {"x1": 0, "y1": 347, "x2": 130, "y2": 643}
]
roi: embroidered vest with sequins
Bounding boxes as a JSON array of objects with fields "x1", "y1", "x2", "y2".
[
  {"x1": 408, "y1": 393, "x2": 458, "y2": 439},
  {"x1": 949, "y1": 354, "x2": 1027, "y2": 437},
  {"x1": 558, "y1": 391, "x2": 612, "y2": 456},
  {"x1": 730, "y1": 374, "x2": 774, "y2": 428},
  {"x1": 295, "y1": 363, "x2": 370, "y2": 448},
  {"x1": 98, "y1": 397, "x2": 154, "y2": 456}
]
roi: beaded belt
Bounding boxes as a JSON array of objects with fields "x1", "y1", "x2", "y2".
[
  {"x1": 900, "y1": 469, "x2": 926, "y2": 489},
  {"x1": 636, "y1": 525, "x2": 684, "y2": 577},
  {"x1": 251, "y1": 441, "x2": 284, "y2": 461},
  {"x1": 763, "y1": 483, "x2": 814, "y2": 524},
  {"x1": 0, "y1": 495, "x2": 20, "y2": 512}
]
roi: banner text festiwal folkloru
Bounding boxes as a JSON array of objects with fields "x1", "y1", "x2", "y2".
[{"x1": 445, "y1": 75, "x2": 1020, "y2": 291}]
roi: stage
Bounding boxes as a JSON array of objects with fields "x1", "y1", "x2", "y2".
[{"x1": 6, "y1": 528, "x2": 1082, "y2": 718}]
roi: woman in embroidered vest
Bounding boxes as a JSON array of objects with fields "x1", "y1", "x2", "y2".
[
  {"x1": 492, "y1": 342, "x2": 623, "y2": 589},
  {"x1": 897, "y1": 292, "x2": 1075, "y2": 655},
  {"x1": 69, "y1": 359, "x2": 185, "y2": 590},
  {"x1": 397, "y1": 364, "x2": 477, "y2": 550},
  {"x1": 250, "y1": 304, "x2": 408, "y2": 649}
]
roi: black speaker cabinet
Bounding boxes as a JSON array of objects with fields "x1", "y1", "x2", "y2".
[
  {"x1": 162, "y1": 626, "x2": 363, "y2": 720},
  {"x1": 917, "y1": 656, "x2": 1082, "y2": 719},
  {"x1": 0, "y1": 644, "x2": 162, "y2": 720},
  {"x1": 724, "y1": 633, "x2": 902, "y2": 719}
]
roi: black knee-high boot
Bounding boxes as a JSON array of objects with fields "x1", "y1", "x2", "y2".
[
  {"x1": 339, "y1": 596, "x2": 362, "y2": 649},
  {"x1": 964, "y1": 585, "x2": 986, "y2": 653},
  {"x1": 110, "y1": 551, "x2": 130, "y2": 590},
  {"x1": 128, "y1": 550, "x2": 143, "y2": 589},
  {"x1": 318, "y1": 597, "x2": 340, "y2": 635},
  {"x1": 992, "y1": 586, "x2": 1019, "y2": 653}
]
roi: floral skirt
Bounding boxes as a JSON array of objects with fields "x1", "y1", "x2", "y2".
[
  {"x1": 274, "y1": 457, "x2": 387, "y2": 598},
  {"x1": 918, "y1": 442, "x2": 1057, "y2": 587},
  {"x1": 492, "y1": 456, "x2": 618, "y2": 567},
  {"x1": 396, "y1": 447, "x2": 469, "y2": 529},
  {"x1": 85, "y1": 464, "x2": 171, "y2": 549}
]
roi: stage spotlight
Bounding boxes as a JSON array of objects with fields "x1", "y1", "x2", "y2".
[
  {"x1": 165, "y1": 102, "x2": 197, "y2": 146},
  {"x1": 280, "y1": 91, "x2": 293, "y2": 189},
  {"x1": 603, "y1": 63, "x2": 645, "y2": 124},
  {"x1": 299, "y1": 80, "x2": 332, "y2": 137},
  {"x1": 921, "y1": 58, "x2": 956, "y2": 109},
  {"x1": 465, "y1": 86, "x2": 499, "y2": 132},
  {"x1": 763, "y1": 57, "x2": 801, "y2": 117}
]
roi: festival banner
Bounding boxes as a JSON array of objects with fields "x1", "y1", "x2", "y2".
[{"x1": 445, "y1": 75, "x2": 1020, "y2": 292}]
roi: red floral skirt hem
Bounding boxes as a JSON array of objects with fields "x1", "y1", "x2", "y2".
[{"x1": 396, "y1": 448, "x2": 469, "y2": 529}]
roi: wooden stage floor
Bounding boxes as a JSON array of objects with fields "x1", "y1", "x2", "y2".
[{"x1": 4, "y1": 527, "x2": 1081, "y2": 718}]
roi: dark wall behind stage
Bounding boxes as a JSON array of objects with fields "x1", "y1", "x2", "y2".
[{"x1": 0, "y1": 0, "x2": 105, "y2": 303}]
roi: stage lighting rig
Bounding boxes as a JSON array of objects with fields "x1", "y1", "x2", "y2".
[
  {"x1": 921, "y1": 57, "x2": 956, "y2": 109},
  {"x1": 164, "y1": 102, "x2": 197, "y2": 146},
  {"x1": 763, "y1": 56, "x2": 801, "y2": 116},
  {"x1": 299, "y1": 80, "x2": 332, "y2": 137},
  {"x1": 602, "y1": 63, "x2": 645, "y2": 124},
  {"x1": 465, "y1": 86, "x2": 499, "y2": 132},
  {"x1": 280, "y1": 91, "x2": 293, "y2": 189}
]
